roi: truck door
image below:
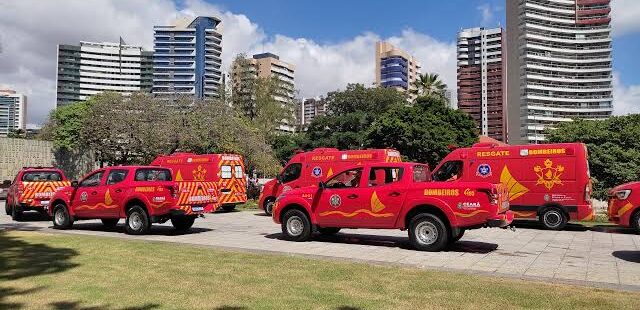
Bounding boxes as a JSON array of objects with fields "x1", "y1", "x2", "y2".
[
  {"x1": 315, "y1": 168, "x2": 368, "y2": 228},
  {"x1": 362, "y1": 166, "x2": 407, "y2": 228},
  {"x1": 105, "y1": 169, "x2": 129, "y2": 217},
  {"x1": 72, "y1": 170, "x2": 106, "y2": 217}
]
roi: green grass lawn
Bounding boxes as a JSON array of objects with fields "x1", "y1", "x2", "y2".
[{"x1": 1, "y1": 231, "x2": 639, "y2": 310}]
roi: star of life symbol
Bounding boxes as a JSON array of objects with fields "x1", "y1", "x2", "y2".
[
  {"x1": 476, "y1": 164, "x2": 491, "y2": 178},
  {"x1": 312, "y1": 166, "x2": 322, "y2": 178},
  {"x1": 534, "y1": 159, "x2": 564, "y2": 190}
]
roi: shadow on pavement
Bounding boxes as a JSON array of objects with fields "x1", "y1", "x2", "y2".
[
  {"x1": 0, "y1": 230, "x2": 79, "y2": 309},
  {"x1": 511, "y1": 220, "x2": 590, "y2": 232},
  {"x1": 48, "y1": 301, "x2": 160, "y2": 310},
  {"x1": 67, "y1": 222, "x2": 213, "y2": 236},
  {"x1": 253, "y1": 212, "x2": 270, "y2": 217},
  {"x1": 7, "y1": 211, "x2": 51, "y2": 222},
  {"x1": 612, "y1": 251, "x2": 640, "y2": 263},
  {"x1": 591, "y1": 225, "x2": 638, "y2": 234},
  {"x1": 265, "y1": 232, "x2": 498, "y2": 254}
]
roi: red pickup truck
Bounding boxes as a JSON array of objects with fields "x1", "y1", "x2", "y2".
[
  {"x1": 5, "y1": 167, "x2": 70, "y2": 221},
  {"x1": 48, "y1": 166, "x2": 213, "y2": 234},
  {"x1": 272, "y1": 162, "x2": 513, "y2": 251}
]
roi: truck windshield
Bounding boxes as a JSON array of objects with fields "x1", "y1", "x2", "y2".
[
  {"x1": 432, "y1": 161, "x2": 463, "y2": 182},
  {"x1": 22, "y1": 171, "x2": 63, "y2": 182}
]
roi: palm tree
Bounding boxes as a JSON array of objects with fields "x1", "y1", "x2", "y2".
[{"x1": 410, "y1": 73, "x2": 448, "y2": 101}]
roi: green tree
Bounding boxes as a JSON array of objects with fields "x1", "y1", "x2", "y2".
[
  {"x1": 40, "y1": 100, "x2": 92, "y2": 150},
  {"x1": 366, "y1": 96, "x2": 478, "y2": 167},
  {"x1": 547, "y1": 115, "x2": 640, "y2": 199},
  {"x1": 303, "y1": 84, "x2": 406, "y2": 149},
  {"x1": 410, "y1": 73, "x2": 447, "y2": 102}
]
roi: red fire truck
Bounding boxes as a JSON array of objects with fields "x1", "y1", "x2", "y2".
[
  {"x1": 259, "y1": 148, "x2": 402, "y2": 215},
  {"x1": 48, "y1": 166, "x2": 211, "y2": 234},
  {"x1": 151, "y1": 153, "x2": 247, "y2": 211},
  {"x1": 432, "y1": 142, "x2": 592, "y2": 230},
  {"x1": 5, "y1": 167, "x2": 70, "y2": 221},
  {"x1": 272, "y1": 162, "x2": 512, "y2": 251}
]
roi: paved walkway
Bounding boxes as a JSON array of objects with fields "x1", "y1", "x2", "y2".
[{"x1": 2, "y1": 201, "x2": 639, "y2": 291}]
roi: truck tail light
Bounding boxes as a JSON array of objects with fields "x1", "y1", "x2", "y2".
[{"x1": 584, "y1": 184, "x2": 591, "y2": 202}]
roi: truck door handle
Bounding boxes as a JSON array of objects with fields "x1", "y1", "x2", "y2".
[
  {"x1": 91, "y1": 191, "x2": 97, "y2": 195},
  {"x1": 347, "y1": 194, "x2": 358, "y2": 199},
  {"x1": 115, "y1": 189, "x2": 122, "y2": 193},
  {"x1": 389, "y1": 192, "x2": 401, "y2": 197}
]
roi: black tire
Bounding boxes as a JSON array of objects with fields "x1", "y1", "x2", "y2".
[
  {"x1": 5, "y1": 202, "x2": 11, "y2": 215},
  {"x1": 281, "y1": 209, "x2": 312, "y2": 242},
  {"x1": 101, "y1": 218, "x2": 119, "y2": 228},
  {"x1": 125, "y1": 206, "x2": 151, "y2": 235},
  {"x1": 264, "y1": 198, "x2": 275, "y2": 216},
  {"x1": 222, "y1": 204, "x2": 236, "y2": 212},
  {"x1": 539, "y1": 207, "x2": 568, "y2": 230},
  {"x1": 11, "y1": 203, "x2": 22, "y2": 221},
  {"x1": 631, "y1": 210, "x2": 640, "y2": 234},
  {"x1": 52, "y1": 204, "x2": 73, "y2": 230},
  {"x1": 408, "y1": 213, "x2": 449, "y2": 251},
  {"x1": 318, "y1": 227, "x2": 341, "y2": 235},
  {"x1": 450, "y1": 228, "x2": 465, "y2": 243},
  {"x1": 171, "y1": 216, "x2": 196, "y2": 231}
]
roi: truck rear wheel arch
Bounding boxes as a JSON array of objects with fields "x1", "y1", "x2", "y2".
[
  {"x1": 404, "y1": 205, "x2": 452, "y2": 233},
  {"x1": 125, "y1": 199, "x2": 147, "y2": 215},
  {"x1": 630, "y1": 208, "x2": 640, "y2": 230}
]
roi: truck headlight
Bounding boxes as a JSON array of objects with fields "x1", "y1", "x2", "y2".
[{"x1": 615, "y1": 189, "x2": 631, "y2": 200}]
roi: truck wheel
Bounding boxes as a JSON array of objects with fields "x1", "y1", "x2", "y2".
[
  {"x1": 539, "y1": 207, "x2": 567, "y2": 230},
  {"x1": 125, "y1": 206, "x2": 151, "y2": 235},
  {"x1": 631, "y1": 210, "x2": 640, "y2": 234},
  {"x1": 222, "y1": 204, "x2": 236, "y2": 212},
  {"x1": 5, "y1": 202, "x2": 11, "y2": 215},
  {"x1": 264, "y1": 198, "x2": 275, "y2": 216},
  {"x1": 171, "y1": 216, "x2": 196, "y2": 231},
  {"x1": 409, "y1": 214, "x2": 448, "y2": 251},
  {"x1": 52, "y1": 204, "x2": 73, "y2": 230},
  {"x1": 450, "y1": 228, "x2": 465, "y2": 244},
  {"x1": 11, "y1": 204, "x2": 23, "y2": 221},
  {"x1": 101, "y1": 218, "x2": 119, "y2": 229},
  {"x1": 281, "y1": 209, "x2": 312, "y2": 242},
  {"x1": 318, "y1": 227, "x2": 341, "y2": 235}
]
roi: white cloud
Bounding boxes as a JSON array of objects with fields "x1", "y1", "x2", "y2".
[
  {"x1": 476, "y1": 3, "x2": 502, "y2": 27},
  {"x1": 611, "y1": 0, "x2": 640, "y2": 37},
  {"x1": 0, "y1": 0, "x2": 457, "y2": 125},
  {"x1": 613, "y1": 73, "x2": 640, "y2": 115}
]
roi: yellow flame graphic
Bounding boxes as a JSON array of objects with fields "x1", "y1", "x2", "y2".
[
  {"x1": 175, "y1": 169, "x2": 183, "y2": 181},
  {"x1": 104, "y1": 189, "x2": 113, "y2": 205},
  {"x1": 370, "y1": 191, "x2": 386, "y2": 213},
  {"x1": 500, "y1": 166, "x2": 529, "y2": 201}
]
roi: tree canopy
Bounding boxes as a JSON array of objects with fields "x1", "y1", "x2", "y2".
[{"x1": 546, "y1": 115, "x2": 640, "y2": 199}]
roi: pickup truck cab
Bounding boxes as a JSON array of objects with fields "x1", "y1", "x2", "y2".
[
  {"x1": 48, "y1": 166, "x2": 209, "y2": 234},
  {"x1": 608, "y1": 182, "x2": 640, "y2": 233},
  {"x1": 5, "y1": 167, "x2": 70, "y2": 221},
  {"x1": 272, "y1": 162, "x2": 513, "y2": 251}
]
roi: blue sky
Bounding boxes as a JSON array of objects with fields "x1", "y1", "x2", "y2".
[{"x1": 207, "y1": 0, "x2": 639, "y2": 85}]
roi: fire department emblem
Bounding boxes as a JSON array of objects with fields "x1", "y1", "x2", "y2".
[
  {"x1": 476, "y1": 164, "x2": 492, "y2": 178},
  {"x1": 80, "y1": 191, "x2": 88, "y2": 202},
  {"x1": 193, "y1": 165, "x2": 206, "y2": 181},
  {"x1": 329, "y1": 194, "x2": 341, "y2": 208},
  {"x1": 312, "y1": 166, "x2": 322, "y2": 178},
  {"x1": 534, "y1": 159, "x2": 564, "y2": 190}
]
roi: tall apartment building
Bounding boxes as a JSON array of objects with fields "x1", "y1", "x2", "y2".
[
  {"x1": 299, "y1": 98, "x2": 326, "y2": 127},
  {"x1": 507, "y1": 0, "x2": 613, "y2": 144},
  {"x1": 0, "y1": 89, "x2": 26, "y2": 136},
  {"x1": 457, "y1": 27, "x2": 506, "y2": 142},
  {"x1": 375, "y1": 41, "x2": 421, "y2": 97},
  {"x1": 152, "y1": 16, "x2": 223, "y2": 99},
  {"x1": 56, "y1": 40, "x2": 153, "y2": 107},
  {"x1": 232, "y1": 53, "x2": 296, "y2": 132}
]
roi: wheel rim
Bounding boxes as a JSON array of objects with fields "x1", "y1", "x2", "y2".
[
  {"x1": 266, "y1": 201, "x2": 274, "y2": 214},
  {"x1": 129, "y1": 212, "x2": 143, "y2": 230},
  {"x1": 544, "y1": 210, "x2": 562, "y2": 228},
  {"x1": 415, "y1": 221, "x2": 438, "y2": 245},
  {"x1": 286, "y1": 216, "x2": 304, "y2": 236},
  {"x1": 54, "y1": 208, "x2": 65, "y2": 225}
]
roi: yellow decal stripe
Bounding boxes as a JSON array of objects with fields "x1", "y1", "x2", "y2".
[
  {"x1": 319, "y1": 209, "x2": 394, "y2": 218},
  {"x1": 453, "y1": 210, "x2": 489, "y2": 218}
]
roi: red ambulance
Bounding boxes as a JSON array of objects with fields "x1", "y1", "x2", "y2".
[
  {"x1": 431, "y1": 142, "x2": 592, "y2": 230},
  {"x1": 259, "y1": 148, "x2": 401, "y2": 215},
  {"x1": 151, "y1": 153, "x2": 247, "y2": 212}
]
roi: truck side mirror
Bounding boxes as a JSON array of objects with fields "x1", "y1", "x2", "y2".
[
  {"x1": 276, "y1": 174, "x2": 283, "y2": 184},
  {"x1": 2, "y1": 180, "x2": 10, "y2": 185},
  {"x1": 318, "y1": 181, "x2": 326, "y2": 190},
  {"x1": 71, "y1": 180, "x2": 79, "y2": 188}
]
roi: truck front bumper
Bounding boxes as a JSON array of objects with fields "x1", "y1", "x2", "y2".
[{"x1": 487, "y1": 211, "x2": 514, "y2": 228}]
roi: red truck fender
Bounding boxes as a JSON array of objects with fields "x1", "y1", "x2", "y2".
[
  {"x1": 275, "y1": 195, "x2": 316, "y2": 224},
  {"x1": 397, "y1": 196, "x2": 459, "y2": 229}
]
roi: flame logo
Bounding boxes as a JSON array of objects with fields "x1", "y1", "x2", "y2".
[
  {"x1": 193, "y1": 165, "x2": 206, "y2": 181},
  {"x1": 500, "y1": 166, "x2": 529, "y2": 201},
  {"x1": 105, "y1": 189, "x2": 113, "y2": 205},
  {"x1": 534, "y1": 159, "x2": 564, "y2": 190}
]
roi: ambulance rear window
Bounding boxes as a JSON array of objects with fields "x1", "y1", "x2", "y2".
[
  {"x1": 221, "y1": 166, "x2": 232, "y2": 179},
  {"x1": 22, "y1": 171, "x2": 62, "y2": 182},
  {"x1": 134, "y1": 168, "x2": 172, "y2": 181},
  {"x1": 234, "y1": 166, "x2": 243, "y2": 178}
]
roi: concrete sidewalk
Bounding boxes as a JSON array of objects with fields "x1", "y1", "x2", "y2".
[{"x1": 1, "y1": 202, "x2": 639, "y2": 291}]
